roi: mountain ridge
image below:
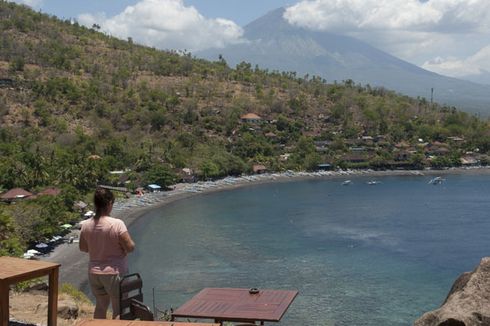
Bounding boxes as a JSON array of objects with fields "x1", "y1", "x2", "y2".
[{"x1": 198, "y1": 8, "x2": 490, "y2": 115}]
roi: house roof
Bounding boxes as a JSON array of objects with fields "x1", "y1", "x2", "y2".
[
  {"x1": 448, "y1": 136, "x2": 464, "y2": 142},
  {"x1": 395, "y1": 141, "x2": 411, "y2": 148},
  {"x1": 241, "y1": 113, "x2": 262, "y2": 120},
  {"x1": 253, "y1": 164, "x2": 267, "y2": 172},
  {"x1": 317, "y1": 163, "x2": 332, "y2": 167},
  {"x1": 147, "y1": 184, "x2": 162, "y2": 189},
  {"x1": 38, "y1": 187, "x2": 61, "y2": 196},
  {"x1": 0, "y1": 188, "x2": 33, "y2": 200},
  {"x1": 342, "y1": 154, "x2": 370, "y2": 162},
  {"x1": 461, "y1": 156, "x2": 478, "y2": 165},
  {"x1": 431, "y1": 141, "x2": 448, "y2": 147},
  {"x1": 74, "y1": 201, "x2": 88, "y2": 209},
  {"x1": 182, "y1": 168, "x2": 193, "y2": 174}
]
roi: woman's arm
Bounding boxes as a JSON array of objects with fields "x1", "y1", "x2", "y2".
[
  {"x1": 119, "y1": 231, "x2": 135, "y2": 254},
  {"x1": 79, "y1": 233, "x2": 88, "y2": 252}
]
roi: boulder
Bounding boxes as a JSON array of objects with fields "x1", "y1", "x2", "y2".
[
  {"x1": 57, "y1": 299, "x2": 79, "y2": 319},
  {"x1": 36, "y1": 299, "x2": 79, "y2": 319},
  {"x1": 415, "y1": 257, "x2": 490, "y2": 326}
]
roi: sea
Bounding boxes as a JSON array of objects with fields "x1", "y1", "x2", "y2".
[{"x1": 128, "y1": 173, "x2": 490, "y2": 325}]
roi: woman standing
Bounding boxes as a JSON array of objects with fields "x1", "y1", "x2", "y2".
[{"x1": 79, "y1": 187, "x2": 135, "y2": 319}]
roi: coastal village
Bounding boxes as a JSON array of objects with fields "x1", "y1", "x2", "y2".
[{"x1": 2, "y1": 110, "x2": 485, "y2": 199}]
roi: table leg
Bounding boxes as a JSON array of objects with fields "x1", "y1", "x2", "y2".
[
  {"x1": 48, "y1": 267, "x2": 59, "y2": 326},
  {"x1": 0, "y1": 281, "x2": 9, "y2": 326}
]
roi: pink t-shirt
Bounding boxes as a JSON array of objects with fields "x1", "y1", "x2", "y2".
[{"x1": 80, "y1": 216, "x2": 129, "y2": 275}]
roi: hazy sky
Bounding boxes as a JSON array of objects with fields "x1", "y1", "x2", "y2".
[{"x1": 12, "y1": 0, "x2": 490, "y2": 80}]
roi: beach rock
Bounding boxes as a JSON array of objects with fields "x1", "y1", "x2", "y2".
[
  {"x1": 36, "y1": 299, "x2": 79, "y2": 319},
  {"x1": 57, "y1": 300, "x2": 79, "y2": 319},
  {"x1": 414, "y1": 257, "x2": 490, "y2": 326}
]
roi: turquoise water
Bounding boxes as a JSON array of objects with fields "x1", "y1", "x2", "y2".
[{"x1": 128, "y1": 174, "x2": 490, "y2": 325}]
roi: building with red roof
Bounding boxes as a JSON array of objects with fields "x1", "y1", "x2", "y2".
[
  {"x1": 240, "y1": 113, "x2": 262, "y2": 123},
  {"x1": 0, "y1": 188, "x2": 33, "y2": 202},
  {"x1": 38, "y1": 187, "x2": 61, "y2": 196}
]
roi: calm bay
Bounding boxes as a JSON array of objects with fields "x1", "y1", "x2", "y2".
[{"x1": 128, "y1": 173, "x2": 490, "y2": 325}]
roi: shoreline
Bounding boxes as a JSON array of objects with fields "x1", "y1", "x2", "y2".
[{"x1": 44, "y1": 166, "x2": 490, "y2": 289}]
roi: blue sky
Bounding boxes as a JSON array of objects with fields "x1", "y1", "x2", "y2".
[
  {"x1": 26, "y1": 0, "x2": 292, "y2": 26},
  {"x1": 12, "y1": 0, "x2": 490, "y2": 81},
  {"x1": 183, "y1": 0, "x2": 293, "y2": 25}
]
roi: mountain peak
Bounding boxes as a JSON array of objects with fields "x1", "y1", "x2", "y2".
[
  {"x1": 197, "y1": 7, "x2": 490, "y2": 114},
  {"x1": 244, "y1": 7, "x2": 291, "y2": 38}
]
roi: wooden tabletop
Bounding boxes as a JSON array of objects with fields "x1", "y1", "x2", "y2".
[
  {"x1": 172, "y1": 288, "x2": 298, "y2": 323},
  {"x1": 77, "y1": 319, "x2": 219, "y2": 326},
  {"x1": 0, "y1": 256, "x2": 60, "y2": 284}
]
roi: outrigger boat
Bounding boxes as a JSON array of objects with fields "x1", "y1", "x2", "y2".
[{"x1": 428, "y1": 176, "x2": 445, "y2": 185}]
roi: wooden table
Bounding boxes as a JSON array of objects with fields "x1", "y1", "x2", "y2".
[
  {"x1": 172, "y1": 288, "x2": 298, "y2": 325},
  {"x1": 77, "y1": 319, "x2": 220, "y2": 326},
  {"x1": 0, "y1": 256, "x2": 60, "y2": 326}
]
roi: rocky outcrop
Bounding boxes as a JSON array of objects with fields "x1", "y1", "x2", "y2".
[
  {"x1": 415, "y1": 257, "x2": 490, "y2": 326},
  {"x1": 10, "y1": 290, "x2": 93, "y2": 325},
  {"x1": 36, "y1": 299, "x2": 79, "y2": 319},
  {"x1": 57, "y1": 299, "x2": 79, "y2": 319}
]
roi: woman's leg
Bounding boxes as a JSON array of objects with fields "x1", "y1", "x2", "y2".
[
  {"x1": 108, "y1": 274, "x2": 122, "y2": 319},
  {"x1": 89, "y1": 274, "x2": 110, "y2": 319},
  {"x1": 94, "y1": 294, "x2": 110, "y2": 319}
]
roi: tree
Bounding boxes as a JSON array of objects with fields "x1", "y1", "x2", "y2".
[
  {"x1": 430, "y1": 156, "x2": 452, "y2": 169},
  {"x1": 410, "y1": 153, "x2": 426, "y2": 169},
  {"x1": 0, "y1": 208, "x2": 23, "y2": 256},
  {"x1": 143, "y1": 164, "x2": 177, "y2": 189},
  {"x1": 290, "y1": 137, "x2": 321, "y2": 170},
  {"x1": 232, "y1": 133, "x2": 274, "y2": 159},
  {"x1": 30, "y1": 196, "x2": 75, "y2": 238},
  {"x1": 9, "y1": 56, "x2": 24, "y2": 72},
  {"x1": 200, "y1": 160, "x2": 220, "y2": 180}
]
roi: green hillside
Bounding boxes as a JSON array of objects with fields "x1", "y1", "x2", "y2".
[{"x1": 1, "y1": 2, "x2": 490, "y2": 254}]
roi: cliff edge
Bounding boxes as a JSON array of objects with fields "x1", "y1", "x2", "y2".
[{"x1": 415, "y1": 257, "x2": 490, "y2": 326}]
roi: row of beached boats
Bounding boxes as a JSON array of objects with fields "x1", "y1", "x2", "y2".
[
  {"x1": 341, "y1": 179, "x2": 382, "y2": 185},
  {"x1": 111, "y1": 170, "x2": 448, "y2": 213}
]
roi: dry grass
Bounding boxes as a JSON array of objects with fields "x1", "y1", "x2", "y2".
[{"x1": 10, "y1": 291, "x2": 95, "y2": 326}]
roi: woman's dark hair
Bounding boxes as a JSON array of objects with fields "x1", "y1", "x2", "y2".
[{"x1": 94, "y1": 187, "x2": 114, "y2": 218}]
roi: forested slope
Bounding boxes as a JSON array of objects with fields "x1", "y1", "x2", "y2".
[{"x1": 1, "y1": 2, "x2": 490, "y2": 255}]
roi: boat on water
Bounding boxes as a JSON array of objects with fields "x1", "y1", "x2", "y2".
[
  {"x1": 367, "y1": 180, "x2": 381, "y2": 185},
  {"x1": 428, "y1": 176, "x2": 445, "y2": 185},
  {"x1": 341, "y1": 180, "x2": 352, "y2": 186}
]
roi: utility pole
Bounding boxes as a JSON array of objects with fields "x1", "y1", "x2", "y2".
[{"x1": 430, "y1": 88, "x2": 434, "y2": 105}]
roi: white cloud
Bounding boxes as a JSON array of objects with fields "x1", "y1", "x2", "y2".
[
  {"x1": 283, "y1": 0, "x2": 490, "y2": 79},
  {"x1": 422, "y1": 46, "x2": 490, "y2": 78},
  {"x1": 284, "y1": 0, "x2": 490, "y2": 34},
  {"x1": 78, "y1": 0, "x2": 244, "y2": 52}
]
